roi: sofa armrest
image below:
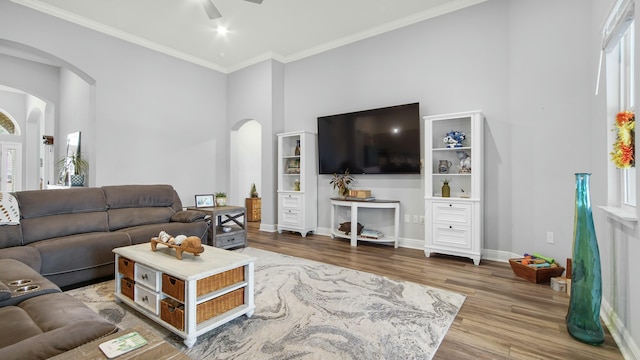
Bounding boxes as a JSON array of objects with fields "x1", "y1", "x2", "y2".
[
  {"x1": 171, "y1": 210, "x2": 207, "y2": 223},
  {"x1": 0, "y1": 246, "x2": 42, "y2": 273}
]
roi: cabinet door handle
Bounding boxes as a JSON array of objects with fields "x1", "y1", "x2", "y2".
[
  {"x1": 449, "y1": 226, "x2": 453, "y2": 229},
  {"x1": 142, "y1": 296, "x2": 149, "y2": 302},
  {"x1": 449, "y1": 204, "x2": 453, "y2": 207},
  {"x1": 142, "y1": 274, "x2": 148, "y2": 280}
]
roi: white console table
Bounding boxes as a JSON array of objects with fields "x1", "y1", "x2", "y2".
[{"x1": 330, "y1": 198, "x2": 400, "y2": 248}]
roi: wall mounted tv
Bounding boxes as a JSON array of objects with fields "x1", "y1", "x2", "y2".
[{"x1": 317, "y1": 102, "x2": 421, "y2": 175}]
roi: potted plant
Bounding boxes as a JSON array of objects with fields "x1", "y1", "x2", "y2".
[
  {"x1": 329, "y1": 169, "x2": 354, "y2": 198},
  {"x1": 215, "y1": 192, "x2": 227, "y2": 207},
  {"x1": 250, "y1": 183, "x2": 259, "y2": 198},
  {"x1": 57, "y1": 152, "x2": 89, "y2": 186}
]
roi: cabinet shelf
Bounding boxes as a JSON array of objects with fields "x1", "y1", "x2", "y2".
[{"x1": 432, "y1": 146, "x2": 471, "y2": 152}]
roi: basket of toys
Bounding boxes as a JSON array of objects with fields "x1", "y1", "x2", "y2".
[{"x1": 509, "y1": 253, "x2": 565, "y2": 283}]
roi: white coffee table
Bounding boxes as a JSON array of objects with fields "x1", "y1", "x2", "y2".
[{"x1": 113, "y1": 243, "x2": 255, "y2": 348}]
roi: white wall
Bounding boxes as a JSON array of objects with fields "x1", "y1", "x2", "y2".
[
  {"x1": 284, "y1": 1, "x2": 509, "y2": 246},
  {"x1": 227, "y1": 60, "x2": 285, "y2": 228},
  {"x1": 0, "y1": 1, "x2": 228, "y2": 202}
]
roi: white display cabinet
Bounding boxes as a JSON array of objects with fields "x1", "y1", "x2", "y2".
[
  {"x1": 277, "y1": 131, "x2": 317, "y2": 237},
  {"x1": 423, "y1": 111, "x2": 484, "y2": 265}
]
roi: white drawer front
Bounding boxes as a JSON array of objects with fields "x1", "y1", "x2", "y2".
[
  {"x1": 281, "y1": 194, "x2": 302, "y2": 209},
  {"x1": 432, "y1": 202, "x2": 472, "y2": 225},
  {"x1": 134, "y1": 284, "x2": 160, "y2": 315},
  {"x1": 281, "y1": 209, "x2": 302, "y2": 226},
  {"x1": 135, "y1": 263, "x2": 161, "y2": 291},
  {"x1": 432, "y1": 224, "x2": 471, "y2": 249}
]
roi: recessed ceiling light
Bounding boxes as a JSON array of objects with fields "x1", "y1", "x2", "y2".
[{"x1": 216, "y1": 26, "x2": 229, "y2": 36}]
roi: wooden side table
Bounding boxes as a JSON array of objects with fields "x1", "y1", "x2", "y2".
[
  {"x1": 186, "y1": 205, "x2": 247, "y2": 249},
  {"x1": 246, "y1": 197, "x2": 261, "y2": 222}
]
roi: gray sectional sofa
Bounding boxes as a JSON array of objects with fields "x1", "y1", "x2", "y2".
[
  {"x1": 0, "y1": 184, "x2": 208, "y2": 358},
  {"x1": 0, "y1": 184, "x2": 208, "y2": 288}
]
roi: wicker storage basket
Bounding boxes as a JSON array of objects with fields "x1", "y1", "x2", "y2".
[
  {"x1": 196, "y1": 267, "x2": 245, "y2": 297},
  {"x1": 162, "y1": 267, "x2": 244, "y2": 302},
  {"x1": 162, "y1": 274, "x2": 185, "y2": 302},
  {"x1": 509, "y1": 258, "x2": 565, "y2": 283},
  {"x1": 160, "y1": 298, "x2": 184, "y2": 330},
  {"x1": 121, "y1": 278, "x2": 134, "y2": 300},
  {"x1": 118, "y1": 257, "x2": 134, "y2": 279},
  {"x1": 196, "y1": 288, "x2": 245, "y2": 324}
]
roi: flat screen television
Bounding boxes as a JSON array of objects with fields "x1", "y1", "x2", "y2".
[{"x1": 317, "y1": 102, "x2": 421, "y2": 175}]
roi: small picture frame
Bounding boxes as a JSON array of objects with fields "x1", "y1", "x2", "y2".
[{"x1": 195, "y1": 194, "x2": 214, "y2": 208}]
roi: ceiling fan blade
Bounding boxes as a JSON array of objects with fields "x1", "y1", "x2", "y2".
[
  {"x1": 202, "y1": 0, "x2": 222, "y2": 19},
  {"x1": 244, "y1": 0, "x2": 264, "y2": 4}
]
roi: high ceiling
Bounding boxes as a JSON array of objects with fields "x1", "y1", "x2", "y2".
[{"x1": 12, "y1": 0, "x2": 485, "y2": 73}]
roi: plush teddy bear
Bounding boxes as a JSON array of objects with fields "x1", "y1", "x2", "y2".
[{"x1": 338, "y1": 222, "x2": 363, "y2": 235}]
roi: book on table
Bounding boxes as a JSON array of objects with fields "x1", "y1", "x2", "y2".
[
  {"x1": 98, "y1": 331, "x2": 148, "y2": 358},
  {"x1": 360, "y1": 229, "x2": 383, "y2": 239}
]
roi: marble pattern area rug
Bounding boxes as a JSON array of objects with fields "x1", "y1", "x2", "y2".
[{"x1": 65, "y1": 247, "x2": 465, "y2": 360}]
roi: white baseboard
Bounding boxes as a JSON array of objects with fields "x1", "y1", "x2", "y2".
[
  {"x1": 482, "y1": 249, "x2": 519, "y2": 263},
  {"x1": 259, "y1": 223, "x2": 277, "y2": 232},
  {"x1": 601, "y1": 299, "x2": 640, "y2": 360}
]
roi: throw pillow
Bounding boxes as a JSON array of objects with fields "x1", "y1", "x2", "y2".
[{"x1": 0, "y1": 192, "x2": 20, "y2": 225}]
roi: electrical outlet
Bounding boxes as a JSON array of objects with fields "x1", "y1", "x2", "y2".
[
  {"x1": 546, "y1": 231, "x2": 554, "y2": 244},
  {"x1": 413, "y1": 215, "x2": 419, "y2": 223},
  {"x1": 419, "y1": 216, "x2": 425, "y2": 224},
  {"x1": 404, "y1": 214, "x2": 410, "y2": 223}
]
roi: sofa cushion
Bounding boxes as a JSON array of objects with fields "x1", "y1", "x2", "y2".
[
  {"x1": 0, "y1": 305, "x2": 43, "y2": 348},
  {"x1": 0, "y1": 292, "x2": 118, "y2": 359},
  {"x1": 29, "y1": 232, "x2": 131, "y2": 278},
  {"x1": 13, "y1": 187, "x2": 106, "y2": 219},
  {"x1": 120, "y1": 221, "x2": 209, "y2": 245},
  {"x1": 0, "y1": 246, "x2": 41, "y2": 272},
  {"x1": 103, "y1": 184, "x2": 175, "y2": 209},
  {"x1": 21, "y1": 212, "x2": 110, "y2": 245},
  {"x1": 107, "y1": 207, "x2": 175, "y2": 231},
  {"x1": 0, "y1": 223, "x2": 22, "y2": 248}
]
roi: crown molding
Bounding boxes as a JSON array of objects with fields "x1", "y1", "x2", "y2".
[{"x1": 12, "y1": 0, "x2": 486, "y2": 74}]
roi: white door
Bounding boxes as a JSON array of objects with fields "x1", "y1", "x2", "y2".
[{"x1": 1, "y1": 143, "x2": 21, "y2": 192}]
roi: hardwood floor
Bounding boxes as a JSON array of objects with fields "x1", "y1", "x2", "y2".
[{"x1": 245, "y1": 222, "x2": 624, "y2": 360}]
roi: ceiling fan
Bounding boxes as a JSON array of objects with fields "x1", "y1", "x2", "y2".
[{"x1": 202, "y1": 0, "x2": 264, "y2": 20}]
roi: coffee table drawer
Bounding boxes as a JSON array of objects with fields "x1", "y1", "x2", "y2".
[
  {"x1": 214, "y1": 232, "x2": 246, "y2": 249},
  {"x1": 134, "y1": 284, "x2": 160, "y2": 315},
  {"x1": 135, "y1": 263, "x2": 161, "y2": 291},
  {"x1": 118, "y1": 257, "x2": 134, "y2": 279}
]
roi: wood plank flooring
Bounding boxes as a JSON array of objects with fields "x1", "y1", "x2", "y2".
[{"x1": 245, "y1": 223, "x2": 623, "y2": 360}]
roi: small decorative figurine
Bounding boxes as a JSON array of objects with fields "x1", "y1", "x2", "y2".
[
  {"x1": 443, "y1": 130, "x2": 466, "y2": 148},
  {"x1": 456, "y1": 151, "x2": 471, "y2": 173}
]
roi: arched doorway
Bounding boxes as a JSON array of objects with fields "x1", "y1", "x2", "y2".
[{"x1": 230, "y1": 119, "x2": 262, "y2": 223}]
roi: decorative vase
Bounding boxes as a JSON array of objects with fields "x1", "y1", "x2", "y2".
[
  {"x1": 566, "y1": 173, "x2": 604, "y2": 345},
  {"x1": 216, "y1": 197, "x2": 227, "y2": 207},
  {"x1": 70, "y1": 174, "x2": 84, "y2": 187},
  {"x1": 441, "y1": 181, "x2": 450, "y2": 198},
  {"x1": 438, "y1": 160, "x2": 452, "y2": 173},
  {"x1": 294, "y1": 179, "x2": 300, "y2": 191},
  {"x1": 294, "y1": 140, "x2": 301, "y2": 156}
]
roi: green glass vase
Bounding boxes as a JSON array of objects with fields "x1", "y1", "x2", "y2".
[{"x1": 566, "y1": 173, "x2": 605, "y2": 345}]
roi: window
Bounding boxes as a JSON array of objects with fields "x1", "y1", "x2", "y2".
[
  {"x1": 603, "y1": 0, "x2": 636, "y2": 210},
  {"x1": 619, "y1": 26, "x2": 635, "y2": 207}
]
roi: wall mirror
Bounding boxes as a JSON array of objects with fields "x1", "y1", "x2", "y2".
[
  {"x1": 57, "y1": 131, "x2": 81, "y2": 185},
  {"x1": 66, "y1": 131, "x2": 81, "y2": 158}
]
